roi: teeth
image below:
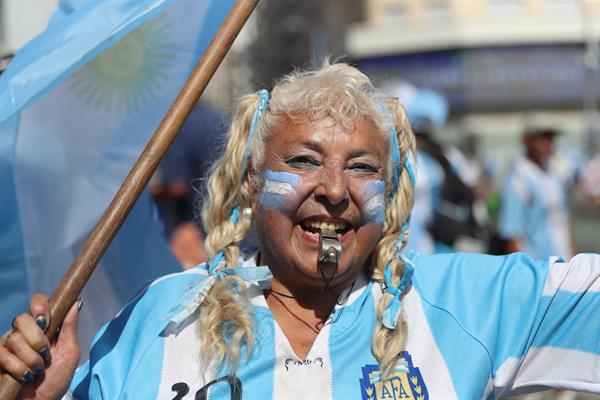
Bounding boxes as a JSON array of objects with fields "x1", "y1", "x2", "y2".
[{"x1": 304, "y1": 220, "x2": 348, "y2": 231}]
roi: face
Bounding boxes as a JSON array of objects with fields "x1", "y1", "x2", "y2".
[
  {"x1": 251, "y1": 116, "x2": 388, "y2": 292},
  {"x1": 525, "y1": 134, "x2": 555, "y2": 163}
]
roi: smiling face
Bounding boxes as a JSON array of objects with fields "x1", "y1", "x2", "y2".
[{"x1": 252, "y1": 115, "x2": 388, "y2": 293}]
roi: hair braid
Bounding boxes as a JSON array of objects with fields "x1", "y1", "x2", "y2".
[
  {"x1": 198, "y1": 94, "x2": 262, "y2": 370},
  {"x1": 370, "y1": 99, "x2": 416, "y2": 378}
]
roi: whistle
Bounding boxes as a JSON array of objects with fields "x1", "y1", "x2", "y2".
[{"x1": 318, "y1": 228, "x2": 341, "y2": 264}]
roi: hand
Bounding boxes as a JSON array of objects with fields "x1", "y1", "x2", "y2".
[{"x1": 0, "y1": 294, "x2": 81, "y2": 400}]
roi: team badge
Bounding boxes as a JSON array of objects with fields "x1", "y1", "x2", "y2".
[{"x1": 359, "y1": 352, "x2": 428, "y2": 400}]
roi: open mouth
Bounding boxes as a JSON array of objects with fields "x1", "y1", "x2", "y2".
[{"x1": 299, "y1": 218, "x2": 352, "y2": 238}]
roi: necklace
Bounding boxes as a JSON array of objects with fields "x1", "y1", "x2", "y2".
[
  {"x1": 268, "y1": 291, "x2": 323, "y2": 334},
  {"x1": 267, "y1": 278, "x2": 357, "y2": 304},
  {"x1": 336, "y1": 279, "x2": 356, "y2": 306},
  {"x1": 269, "y1": 288, "x2": 295, "y2": 299}
]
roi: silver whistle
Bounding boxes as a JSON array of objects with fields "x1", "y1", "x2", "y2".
[{"x1": 318, "y1": 228, "x2": 341, "y2": 264}]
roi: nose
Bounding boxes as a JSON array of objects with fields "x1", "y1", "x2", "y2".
[{"x1": 315, "y1": 161, "x2": 349, "y2": 206}]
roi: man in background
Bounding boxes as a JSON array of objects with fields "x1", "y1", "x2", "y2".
[
  {"x1": 498, "y1": 124, "x2": 574, "y2": 259},
  {"x1": 152, "y1": 103, "x2": 225, "y2": 268}
]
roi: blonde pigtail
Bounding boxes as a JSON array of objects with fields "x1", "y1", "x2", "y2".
[
  {"x1": 370, "y1": 99, "x2": 416, "y2": 379},
  {"x1": 202, "y1": 95, "x2": 260, "y2": 265},
  {"x1": 198, "y1": 94, "x2": 264, "y2": 371}
]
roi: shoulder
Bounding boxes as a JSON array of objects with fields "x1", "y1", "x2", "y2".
[
  {"x1": 138, "y1": 263, "x2": 211, "y2": 310},
  {"x1": 506, "y1": 157, "x2": 530, "y2": 182},
  {"x1": 503, "y1": 158, "x2": 535, "y2": 198},
  {"x1": 416, "y1": 151, "x2": 444, "y2": 186},
  {"x1": 84, "y1": 264, "x2": 212, "y2": 343},
  {"x1": 407, "y1": 252, "x2": 551, "y2": 306},
  {"x1": 69, "y1": 264, "x2": 213, "y2": 398},
  {"x1": 147, "y1": 263, "x2": 211, "y2": 293}
]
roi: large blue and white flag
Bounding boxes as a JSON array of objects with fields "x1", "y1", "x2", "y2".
[{"x1": 0, "y1": 0, "x2": 235, "y2": 350}]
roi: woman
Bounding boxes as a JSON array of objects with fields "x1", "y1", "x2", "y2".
[{"x1": 1, "y1": 63, "x2": 599, "y2": 399}]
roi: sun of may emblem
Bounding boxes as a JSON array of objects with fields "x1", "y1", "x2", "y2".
[
  {"x1": 67, "y1": 15, "x2": 177, "y2": 114},
  {"x1": 360, "y1": 352, "x2": 428, "y2": 400}
]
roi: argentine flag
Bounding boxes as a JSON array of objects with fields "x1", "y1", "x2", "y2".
[{"x1": 0, "y1": 0, "x2": 235, "y2": 352}]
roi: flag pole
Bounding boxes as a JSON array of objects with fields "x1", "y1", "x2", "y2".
[{"x1": 0, "y1": 0, "x2": 259, "y2": 398}]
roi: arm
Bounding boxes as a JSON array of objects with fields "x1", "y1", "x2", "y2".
[
  {"x1": 414, "y1": 252, "x2": 600, "y2": 397},
  {"x1": 1, "y1": 267, "x2": 209, "y2": 400},
  {"x1": 497, "y1": 170, "x2": 528, "y2": 253},
  {"x1": 494, "y1": 254, "x2": 600, "y2": 395},
  {"x1": 504, "y1": 238, "x2": 521, "y2": 254},
  {"x1": 69, "y1": 267, "x2": 210, "y2": 399}
]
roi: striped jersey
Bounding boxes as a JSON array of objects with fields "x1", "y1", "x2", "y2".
[
  {"x1": 498, "y1": 156, "x2": 573, "y2": 259},
  {"x1": 69, "y1": 252, "x2": 600, "y2": 399},
  {"x1": 407, "y1": 151, "x2": 444, "y2": 254}
]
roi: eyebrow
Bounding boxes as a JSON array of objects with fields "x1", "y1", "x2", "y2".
[
  {"x1": 301, "y1": 139, "x2": 323, "y2": 153},
  {"x1": 291, "y1": 139, "x2": 379, "y2": 159}
]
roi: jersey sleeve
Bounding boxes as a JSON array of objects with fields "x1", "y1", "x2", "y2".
[
  {"x1": 498, "y1": 169, "x2": 529, "y2": 240},
  {"x1": 68, "y1": 267, "x2": 210, "y2": 399},
  {"x1": 493, "y1": 253, "x2": 600, "y2": 395},
  {"x1": 412, "y1": 252, "x2": 600, "y2": 397}
]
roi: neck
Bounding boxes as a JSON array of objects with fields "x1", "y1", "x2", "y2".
[
  {"x1": 268, "y1": 278, "x2": 339, "y2": 311},
  {"x1": 526, "y1": 152, "x2": 547, "y2": 171}
]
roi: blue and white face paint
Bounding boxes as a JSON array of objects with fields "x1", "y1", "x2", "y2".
[
  {"x1": 259, "y1": 169, "x2": 300, "y2": 211},
  {"x1": 362, "y1": 180, "x2": 385, "y2": 224}
]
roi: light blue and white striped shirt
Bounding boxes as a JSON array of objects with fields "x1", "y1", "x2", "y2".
[
  {"x1": 498, "y1": 156, "x2": 573, "y2": 259},
  {"x1": 69, "y1": 252, "x2": 600, "y2": 399}
]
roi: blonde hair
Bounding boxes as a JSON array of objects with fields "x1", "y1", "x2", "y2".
[{"x1": 199, "y1": 62, "x2": 415, "y2": 376}]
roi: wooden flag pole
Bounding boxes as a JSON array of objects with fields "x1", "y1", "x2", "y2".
[{"x1": 0, "y1": 0, "x2": 259, "y2": 398}]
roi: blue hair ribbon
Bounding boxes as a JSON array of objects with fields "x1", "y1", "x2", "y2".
[
  {"x1": 381, "y1": 254, "x2": 415, "y2": 330},
  {"x1": 378, "y1": 101, "x2": 416, "y2": 250},
  {"x1": 378, "y1": 102, "x2": 402, "y2": 197},
  {"x1": 241, "y1": 89, "x2": 270, "y2": 178},
  {"x1": 161, "y1": 264, "x2": 272, "y2": 336},
  {"x1": 403, "y1": 155, "x2": 415, "y2": 188}
]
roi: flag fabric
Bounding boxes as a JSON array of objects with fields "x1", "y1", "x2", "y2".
[{"x1": 0, "y1": 0, "x2": 235, "y2": 351}]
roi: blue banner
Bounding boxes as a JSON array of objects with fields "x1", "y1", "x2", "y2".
[{"x1": 0, "y1": 0, "x2": 235, "y2": 352}]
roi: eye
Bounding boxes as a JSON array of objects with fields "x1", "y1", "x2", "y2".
[
  {"x1": 285, "y1": 155, "x2": 320, "y2": 169},
  {"x1": 347, "y1": 163, "x2": 378, "y2": 174}
]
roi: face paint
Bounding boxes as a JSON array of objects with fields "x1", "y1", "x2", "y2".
[
  {"x1": 362, "y1": 180, "x2": 385, "y2": 223},
  {"x1": 259, "y1": 169, "x2": 301, "y2": 210}
]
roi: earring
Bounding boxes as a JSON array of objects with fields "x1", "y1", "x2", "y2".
[{"x1": 242, "y1": 207, "x2": 253, "y2": 222}]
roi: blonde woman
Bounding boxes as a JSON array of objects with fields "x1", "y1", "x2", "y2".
[{"x1": 2, "y1": 63, "x2": 599, "y2": 399}]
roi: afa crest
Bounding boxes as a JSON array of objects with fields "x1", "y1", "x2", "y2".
[{"x1": 359, "y1": 352, "x2": 428, "y2": 400}]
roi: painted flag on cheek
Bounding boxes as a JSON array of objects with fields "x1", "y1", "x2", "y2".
[{"x1": 0, "y1": 0, "x2": 235, "y2": 352}]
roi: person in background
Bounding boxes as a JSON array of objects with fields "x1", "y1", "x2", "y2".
[
  {"x1": 498, "y1": 124, "x2": 574, "y2": 259},
  {"x1": 151, "y1": 103, "x2": 226, "y2": 268},
  {"x1": 403, "y1": 90, "x2": 488, "y2": 254},
  {"x1": 578, "y1": 150, "x2": 600, "y2": 208}
]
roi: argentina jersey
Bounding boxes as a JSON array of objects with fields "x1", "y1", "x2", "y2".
[
  {"x1": 406, "y1": 151, "x2": 444, "y2": 254},
  {"x1": 69, "y1": 252, "x2": 600, "y2": 399},
  {"x1": 498, "y1": 156, "x2": 573, "y2": 260}
]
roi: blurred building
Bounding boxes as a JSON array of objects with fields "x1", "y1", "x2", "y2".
[
  {"x1": 346, "y1": 0, "x2": 600, "y2": 157},
  {"x1": 250, "y1": 0, "x2": 363, "y2": 88},
  {"x1": 0, "y1": 0, "x2": 57, "y2": 56}
]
